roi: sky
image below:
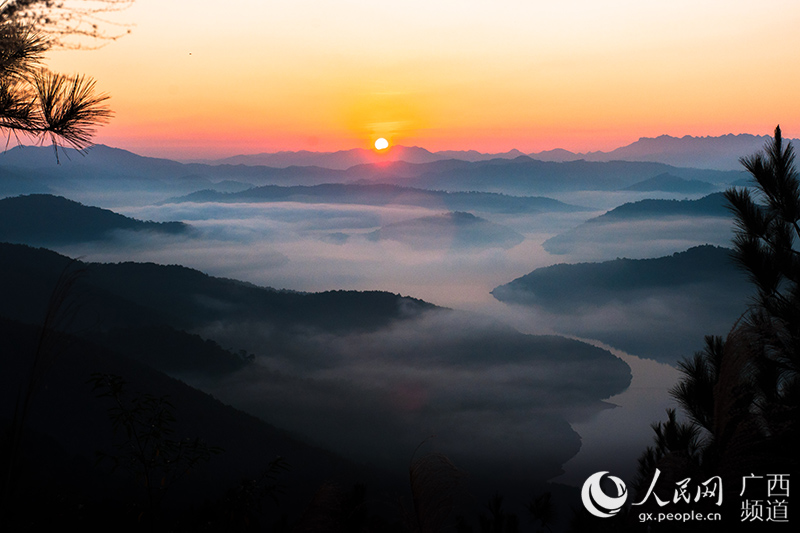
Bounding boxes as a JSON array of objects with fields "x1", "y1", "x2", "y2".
[{"x1": 45, "y1": 0, "x2": 800, "y2": 159}]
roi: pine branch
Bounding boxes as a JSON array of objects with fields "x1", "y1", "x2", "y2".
[{"x1": 33, "y1": 70, "x2": 111, "y2": 155}]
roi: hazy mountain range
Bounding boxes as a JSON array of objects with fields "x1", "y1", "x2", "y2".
[
  {"x1": 0, "y1": 140, "x2": 747, "y2": 203},
  {"x1": 184, "y1": 133, "x2": 789, "y2": 171},
  {"x1": 165, "y1": 183, "x2": 586, "y2": 214},
  {"x1": 0, "y1": 131, "x2": 769, "y2": 526},
  {"x1": 188, "y1": 145, "x2": 530, "y2": 169},
  {"x1": 622, "y1": 172, "x2": 719, "y2": 194},
  {"x1": 366, "y1": 211, "x2": 525, "y2": 250},
  {"x1": 548, "y1": 133, "x2": 785, "y2": 170}
]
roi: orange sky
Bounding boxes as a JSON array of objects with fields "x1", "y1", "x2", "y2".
[{"x1": 44, "y1": 0, "x2": 800, "y2": 159}]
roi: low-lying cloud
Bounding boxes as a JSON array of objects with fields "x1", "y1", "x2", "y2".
[
  {"x1": 190, "y1": 308, "x2": 631, "y2": 485},
  {"x1": 41, "y1": 192, "x2": 741, "y2": 487}
]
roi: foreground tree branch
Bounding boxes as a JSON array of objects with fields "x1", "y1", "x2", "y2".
[
  {"x1": 0, "y1": 1, "x2": 128, "y2": 158},
  {"x1": 0, "y1": 0, "x2": 135, "y2": 49},
  {"x1": 633, "y1": 126, "x2": 800, "y2": 527}
]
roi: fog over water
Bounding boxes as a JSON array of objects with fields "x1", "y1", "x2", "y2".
[
  {"x1": 44, "y1": 188, "x2": 734, "y2": 485},
  {"x1": 63, "y1": 201, "x2": 590, "y2": 309}
]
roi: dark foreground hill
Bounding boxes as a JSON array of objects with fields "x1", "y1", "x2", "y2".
[
  {"x1": 0, "y1": 242, "x2": 632, "y2": 528},
  {"x1": 493, "y1": 245, "x2": 751, "y2": 362},
  {"x1": 0, "y1": 242, "x2": 435, "y2": 352},
  {"x1": 0, "y1": 244, "x2": 435, "y2": 529},
  {"x1": 0, "y1": 316, "x2": 373, "y2": 531},
  {"x1": 0, "y1": 194, "x2": 188, "y2": 246}
]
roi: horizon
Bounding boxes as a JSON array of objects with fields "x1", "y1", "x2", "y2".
[
  {"x1": 6, "y1": 129, "x2": 786, "y2": 164},
  {"x1": 42, "y1": 1, "x2": 800, "y2": 160},
  {"x1": 4, "y1": 2, "x2": 799, "y2": 526}
]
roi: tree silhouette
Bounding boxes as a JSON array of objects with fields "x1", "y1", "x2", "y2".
[
  {"x1": 89, "y1": 373, "x2": 223, "y2": 531},
  {"x1": 526, "y1": 491, "x2": 555, "y2": 533},
  {"x1": 0, "y1": 0, "x2": 134, "y2": 48},
  {"x1": 635, "y1": 126, "x2": 800, "y2": 516},
  {"x1": 0, "y1": 1, "x2": 130, "y2": 158},
  {"x1": 718, "y1": 125, "x2": 800, "y2": 476}
]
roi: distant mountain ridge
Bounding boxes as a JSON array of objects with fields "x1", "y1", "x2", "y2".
[
  {"x1": 622, "y1": 172, "x2": 718, "y2": 193},
  {"x1": 1, "y1": 133, "x2": 790, "y2": 177},
  {"x1": 594, "y1": 133, "x2": 778, "y2": 170},
  {"x1": 0, "y1": 143, "x2": 745, "y2": 198},
  {"x1": 185, "y1": 133, "x2": 792, "y2": 171},
  {"x1": 188, "y1": 146, "x2": 528, "y2": 169},
  {"x1": 367, "y1": 211, "x2": 525, "y2": 250},
  {"x1": 531, "y1": 133, "x2": 791, "y2": 171},
  {"x1": 165, "y1": 183, "x2": 586, "y2": 214}
]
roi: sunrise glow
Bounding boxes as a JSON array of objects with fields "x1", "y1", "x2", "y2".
[
  {"x1": 42, "y1": 0, "x2": 800, "y2": 159},
  {"x1": 6, "y1": 1, "x2": 799, "y2": 521}
]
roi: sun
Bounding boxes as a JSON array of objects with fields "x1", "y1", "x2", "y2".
[{"x1": 374, "y1": 137, "x2": 389, "y2": 150}]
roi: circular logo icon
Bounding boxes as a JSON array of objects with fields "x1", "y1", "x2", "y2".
[{"x1": 581, "y1": 471, "x2": 628, "y2": 518}]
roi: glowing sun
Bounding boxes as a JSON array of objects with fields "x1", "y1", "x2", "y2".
[{"x1": 374, "y1": 137, "x2": 389, "y2": 150}]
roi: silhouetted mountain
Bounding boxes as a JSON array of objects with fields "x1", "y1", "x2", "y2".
[
  {"x1": 0, "y1": 242, "x2": 632, "y2": 512},
  {"x1": 0, "y1": 242, "x2": 438, "y2": 510},
  {"x1": 588, "y1": 192, "x2": 729, "y2": 220},
  {"x1": 372, "y1": 158, "x2": 741, "y2": 195},
  {"x1": 0, "y1": 166, "x2": 51, "y2": 196},
  {"x1": 210, "y1": 179, "x2": 253, "y2": 192},
  {"x1": 435, "y1": 148, "x2": 526, "y2": 162},
  {"x1": 199, "y1": 148, "x2": 371, "y2": 168},
  {"x1": 543, "y1": 193, "x2": 732, "y2": 258},
  {"x1": 622, "y1": 173, "x2": 718, "y2": 193},
  {"x1": 527, "y1": 148, "x2": 580, "y2": 162},
  {"x1": 0, "y1": 316, "x2": 378, "y2": 528},
  {"x1": 190, "y1": 146, "x2": 528, "y2": 169},
  {"x1": 494, "y1": 245, "x2": 742, "y2": 307},
  {"x1": 192, "y1": 134, "x2": 792, "y2": 172},
  {"x1": 0, "y1": 145, "x2": 264, "y2": 197},
  {"x1": 1, "y1": 144, "x2": 184, "y2": 177},
  {"x1": 165, "y1": 183, "x2": 586, "y2": 214},
  {"x1": 0, "y1": 144, "x2": 743, "y2": 199},
  {"x1": 492, "y1": 245, "x2": 750, "y2": 361},
  {"x1": 0, "y1": 242, "x2": 435, "y2": 336},
  {"x1": 593, "y1": 133, "x2": 784, "y2": 171},
  {"x1": 367, "y1": 211, "x2": 525, "y2": 249},
  {"x1": 530, "y1": 133, "x2": 798, "y2": 171},
  {"x1": 91, "y1": 325, "x2": 251, "y2": 377},
  {"x1": 0, "y1": 241, "x2": 439, "y2": 391},
  {"x1": 0, "y1": 194, "x2": 188, "y2": 245}
]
